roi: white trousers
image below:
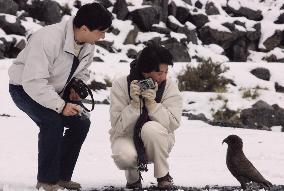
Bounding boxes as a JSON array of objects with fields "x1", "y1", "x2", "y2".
[{"x1": 111, "y1": 121, "x2": 175, "y2": 184}]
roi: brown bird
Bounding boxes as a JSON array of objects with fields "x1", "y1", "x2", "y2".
[{"x1": 222, "y1": 135, "x2": 272, "y2": 190}]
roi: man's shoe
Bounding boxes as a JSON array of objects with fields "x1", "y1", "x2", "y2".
[
  {"x1": 36, "y1": 182, "x2": 64, "y2": 191},
  {"x1": 126, "y1": 179, "x2": 142, "y2": 189},
  {"x1": 157, "y1": 173, "x2": 174, "y2": 189},
  {"x1": 57, "y1": 180, "x2": 81, "y2": 190}
]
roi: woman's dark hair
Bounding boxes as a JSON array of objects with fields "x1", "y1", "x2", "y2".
[
  {"x1": 73, "y1": 3, "x2": 112, "y2": 31},
  {"x1": 137, "y1": 44, "x2": 173, "y2": 73}
]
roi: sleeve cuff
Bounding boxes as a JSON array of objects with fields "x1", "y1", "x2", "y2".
[{"x1": 54, "y1": 99, "x2": 66, "y2": 113}]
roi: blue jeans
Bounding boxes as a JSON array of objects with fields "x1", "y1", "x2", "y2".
[{"x1": 9, "y1": 84, "x2": 90, "y2": 183}]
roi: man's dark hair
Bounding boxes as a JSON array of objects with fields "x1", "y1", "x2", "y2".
[
  {"x1": 137, "y1": 44, "x2": 173, "y2": 73},
  {"x1": 73, "y1": 3, "x2": 112, "y2": 31}
]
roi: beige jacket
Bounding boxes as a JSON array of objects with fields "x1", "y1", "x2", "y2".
[
  {"x1": 8, "y1": 17, "x2": 95, "y2": 113},
  {"x1": 109, "y1": 76, "x2": 183, "y2": 144}
]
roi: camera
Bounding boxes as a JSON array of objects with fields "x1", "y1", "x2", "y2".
[
  {"x1": 70, "y1": 78, "x2": 89, "y2": 99},
  {"x1": 137, "y1": 78, "x2": 156, "y2": 91}
]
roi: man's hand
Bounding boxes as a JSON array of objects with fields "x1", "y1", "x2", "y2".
[
  {"x1": 69, "y1": 88, "x2": 81, "y2": 101},
  {"x1": 62, "y1": 103, "x2": 81, "y2": 116},
  {"x1": 130, "y1": 80, "x2": 142, "y2": 108}
]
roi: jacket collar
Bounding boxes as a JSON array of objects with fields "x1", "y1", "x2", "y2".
[{"x1": 63, "y1": 17, "x2": 93, "y2": 59}]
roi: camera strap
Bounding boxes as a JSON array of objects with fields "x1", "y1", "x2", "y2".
[
  {"x1": 59, "y1": 56, "x2": 80, "y2": 95},
  {"x1": 80, "y1": 83, "x2": 95, "y2": 112}
]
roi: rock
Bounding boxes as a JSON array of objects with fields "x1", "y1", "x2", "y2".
[
  {"x1": 195, "y1": 0, "x2": 203, "y2": 9},
  {"x1": 0, "y1": 0, "x2": 19, "y2": 15},
  {"x1": 26, "y1": 0, "x2": 62, "y2": 25},
  {"x1": 275, "y1": 12, "x2": 284, "y2": 24},
  {"x1": 113, "y1": 0, "x2": 128, "y2": 20},
  {"x1": 130, "y1": 6, "x2": 162, "y2": 32},
  {"x1": 161, "y1": 38, "x2": 191, "y2": 62},
  {"x1": 275, "y1": 82, "x2": 284, "y2": 93},
  {"x1": 126, "y1": 48, "x2": 138, "y2": 59},
  {"x1": 205, "y1": 1, "x2": 220, "y2": 15},
  {"x1": 0, "y1": 15, "x2": 26, "y2": 36},
  {"x1": 123, "y1": 24, "x2": 139, "y2": 45},
  {"x1": 240, "y1": 100, "x2": 284, "y2": 130},
  {"x1": 250, "y1": 67, "x2": 271, "y2": 81},
  {"x1": 95, "y1": 40, "x2": 115, "y2": 53},
  {"x1": 263, "y1": 30, "x2": 283, "y2": 51}
]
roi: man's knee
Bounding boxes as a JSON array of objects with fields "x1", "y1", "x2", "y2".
[{"x1": 78, "y1": 117, "x2": 91, "y2": 134}]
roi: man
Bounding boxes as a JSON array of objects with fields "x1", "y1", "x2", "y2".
[
  {"x1": 109, "y1": 44, "x2": 182, "y2": 189},
  {"x1": 8, "y1": 3, "x2": 112, "y2": 191}
]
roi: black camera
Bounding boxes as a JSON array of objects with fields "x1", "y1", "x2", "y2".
[
  {"x1": 137, "y1": 78, "x2": 156, "y2": 91},
  {"x1": 70, "y1": 78, "x2": 89, "y2": 99}
]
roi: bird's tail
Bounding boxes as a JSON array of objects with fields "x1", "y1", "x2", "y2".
[{"x1": 260, "y1": 180, "x2": 273, "y2": 190}]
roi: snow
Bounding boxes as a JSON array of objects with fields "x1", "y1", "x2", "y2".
[{"x1": 1, "y1": 56, "x2": 284, "y2": 190}]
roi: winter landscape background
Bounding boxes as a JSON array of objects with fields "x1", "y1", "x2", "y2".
[{"x1": 1, "y1": 0, "x2": 284, "y2": 190}]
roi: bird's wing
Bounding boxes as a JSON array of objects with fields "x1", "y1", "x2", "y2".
[{"x1": 236, "y1": 155, "x2": 267, "y2": 183}]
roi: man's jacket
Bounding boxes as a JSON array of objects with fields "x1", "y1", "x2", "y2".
[
  {"x1": 8, "y1": 17, "x2": 95, "y2": 113},
  {"x1": 109, "y1": 76, "x2": 183, "y2": 144}
]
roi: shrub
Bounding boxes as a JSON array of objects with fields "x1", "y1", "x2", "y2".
[{"x1": 177, "y1": 58, "x2": 231, "y2": 92}]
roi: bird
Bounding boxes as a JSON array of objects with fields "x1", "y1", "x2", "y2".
[{"x1": 222, "y1": 135, "x2": 272, "y2": 190}]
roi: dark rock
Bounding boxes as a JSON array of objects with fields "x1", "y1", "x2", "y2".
[
  {"x1": 225, "y1": 37, "x2": 248, "y2": 62},
  {"x1": 265, "y1": 53, "x2": 284, "y2": 62},
  {"x1": 250, "y1": 67, "x2": 271, "y2": 81},
  {"x1": 0, "y1": 16, "x2": 26, "y2": 36},
  {"x1": 227, "y1": 4, "x2": 263, "y2": 21},
  {"x1": 130, "y1": 6, "x2": 162, "y2": 32},
  {"x1": 151, "y1": 25, "x2": 171, "y2": 35},
  {"x1": 113, "y1": 0, "x2": 128, "y2": 20},
  {"x1": 275, "y1": 12, "x2": 284, "y2": 24},
  {"x1": 175, "y1": 6, "x2": 190, "y2": 24},
  {"x1": 195, "y1": 0, "x2": 203, "y2": 9},
  {"x1": 263, "y1": 30, "x2": 283, "y2": 51},
  {"x1": 123, "y1": 24, "x2": 139, "y2": 45},
  {"x1": 199, "y1": 25, "x2": 236, "y2": 49},
  {"x1": 0, "y1": 0, "x2": 19, "y2": 15},
  {"x1": 97, "y1": 0, "x2": 113, "y2": 8},
  {"x1": 145, "y1": 0, "x2": 169, "y2": 23},
  {"x1": 161, "y1": 38, "x2": 191, "y2": 62},
  {"x1": 205, "y1": 1, "x2": 220, "y2": 15},
  {"x1": 12, "y1": 0, "x2": 27, "y2": 10},
  {"x1": 95, "y1": 40, "x2": 115, "y2": 53},
  {"x1": 73, "y1": 0, "x2": 81, "y2": 9},
  {"x1": 246, "y1": 23, "x2": 261, "y2": 41},
  {"x1": 238, "y1": 7, "x2": 263, "y2": 21},
  {"x1": 182, "y1": 113, "x2": 209, "y2": 122},
  {"x1": 108, "y1": 26, "x2": 120, "y2": 35},
  {"x1": 88, "y1": 80, "x2": 106, "y2": 91},
  {"x1": 168, "y1": 1, "x2": 177, "y2": 18},
  {"x1": 27, "y1": 0, "x2": 62, "y2": 25},
  {"x1": 93, "y1": 57, "x2": 104, "y2": 62},
  {"x1": 126, "y1": 48, "x2": 138, "y2": 59},
  {"x1": 240, "y1": 100, "x2": 284, "y2": 130},
  {"x1": 188, "y1": 12, "x2": 209, "y2": 28},
  {"x1": 0, "y1": 37, "x2": 25, "y2": 58},
  {"x1": 178, "y1": 26, "x2": 198, "y2": 44},
  {"x1": 275, "y1": 82, "x2": 284, "y2": 93}
]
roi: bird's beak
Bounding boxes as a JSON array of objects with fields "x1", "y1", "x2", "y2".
[{"x1": 222, "y1": 138, "x2": 227, "y2": 145}]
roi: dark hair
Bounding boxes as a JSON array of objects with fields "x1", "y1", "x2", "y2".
[
  {"x1": 73, "y1": 3, "x2": 112, "y2": 31},
  {"x1": 137, "y1": 44, "x2": 173, "y2": 73}
]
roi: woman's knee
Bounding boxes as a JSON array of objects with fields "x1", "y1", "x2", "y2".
[
  {"x1": 111, "y1": 138, "x2": 137, "y2": 169},
  {"x1": 141, "y1": 121, "x2": 168, "y2": 140}
]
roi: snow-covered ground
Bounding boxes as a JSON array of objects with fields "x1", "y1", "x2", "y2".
[{"x1": 1, "y1": 59, "x2": 284, "y2": 191}]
